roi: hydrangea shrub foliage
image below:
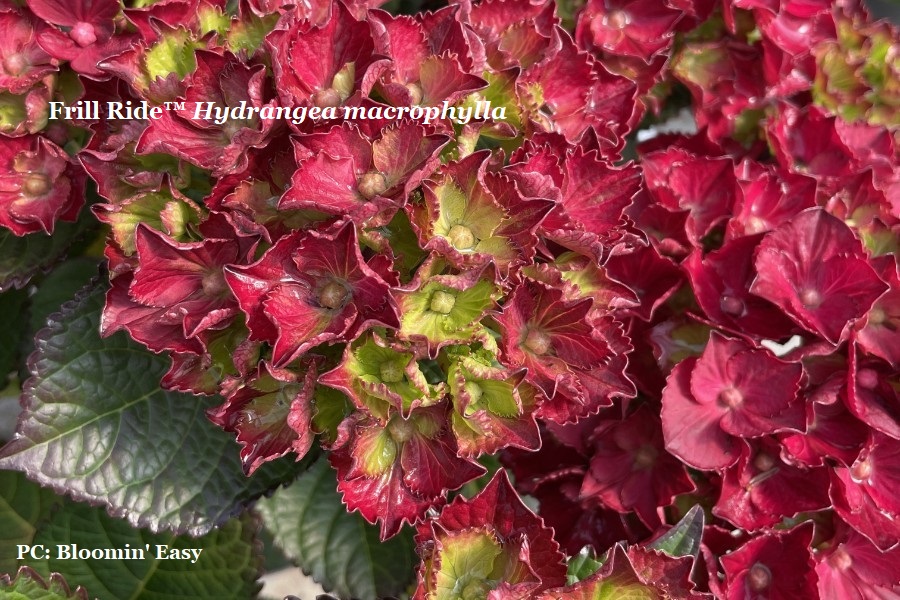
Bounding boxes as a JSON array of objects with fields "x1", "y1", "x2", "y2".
[{"x1": 0, "y1": 0, "x2": 898, "y2": 598}]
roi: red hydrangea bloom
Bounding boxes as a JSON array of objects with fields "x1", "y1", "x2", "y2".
[
  {"x1": 496, "y1": 279, "x2": 633, "y2": 423},
  {"x1": 40, "y1": 1, "x2": 900, "y2": 596},
  {"x1": 521, "y1": 30, "x2": 640, "y2": 146},
  {"x1": 102, "y1": 223, "x2": 255, "y2": 352},
  {"x1": 368, "y1": 10, "x2": 486, "y2": 108},
  {"x1": 580, "y1": 405, "x2": 695, "y2": 528},
  {"x1": 137, "y1": 50, "x2": 279, "y2": 176},
  {"x1": 413, "y1": 470, "x2": 567, "y2": 599},
  {"x1": 816, "y1": 524, "x2": 900, "y2": 599},
  {"x1": 726, "y1": 160, "x2": 816, "y2": 239},
  {"x1": 750, "y1": 0, "x2": 837, "y2": 94},
  {"x1": 0, "y1": 134, "x2": 84, "y2": 236},
  {"x1": 225, "y1": 221, "x2": 400, "y2": 367},
  {"x1": 331, "y1": 407, "x2": 485, "y2": 540},
  {"x1": 671, "y1": 38, "x2": 766, "y2": 144},
  {"x1": 720, "y1": 524, "x2": 818, "y2": 600},
  {"x1": 207, "y1": 360, "x2": 319, "y2": 474},
  {"x1": 575, "y1": 0, "x2": 682, "y2": 61},
  {"x1": 856, "y1": 258, "x2": 900, "y2": 366},
  {"x1": 409, "y1": 151, "x2": 551, "y2": 275},
  {"x1": 604, "y1": 242, "x2": 683, "y2": 322},
  {"x1": 684, "y1": 233, "x2": 800, "y2": 340},
  {"x1": 464, "y1": 0, "x2": 555, "y2": 71},
  {"x1": 661, "y1": 333, "x2": 804, "y2": 470},
  {"x1": 502, "y1": 425, "x2": 654, "y2": 555},
  {"x1": 846, "y1": 343, "x2": 900, "y2": 440},
  {"x1": 28, "y1": 0, "x2": 117, "y2": 47},
  {"x1": 529, "y1": 147, "x2": 642, "y2": 258},
  {"x1": 0, "y1": 9, "x2": 56, "y2": 95},
  {"x1": 641, "y1": 146, "x2": 737, "y2": 246},
  {"x1": 714, "y1": 438, "x2": 830, "y2": 531},
  {"x1": 780, "y1": 395, "x2": 868, "y2": 468},
  {"x1": 830, "y1": 433, "x2": 900, "y2": 551},
  {"x1": 281, "y1": 121, "x2": 447, "y2": 225},
  {"x1": 751, "y1": 208, "x2": 888, "y2": 344},
  {"x1": 847, "y1": 432, "x2": 900, "y2": 519},
  {"x1": 29, "y1": 0, "x2": 136, "y2": 78},
  {"x1": 267, "y1": 2, "x2": 383, "y2": 108},
  {"x1": 767, "y1": 106, "x2": 856, "y2": 185}
]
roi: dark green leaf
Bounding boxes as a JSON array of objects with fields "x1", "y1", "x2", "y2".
[
  {"x1": 647, "y1": 505, "x2": 705, "y2": 560},
  {"x1": 0, "y1": 288, "x2": 28, "y2": 377},
  {"x1": 0, "y1": 471, "x2": 62, "y2": 575},
  {"x1": 0, "y1": 566, "x2": 88, "y2": 600},
  {"x1": 28, "y1": 502, "x2": 259, "y2": 600},
  {"x1": 0, "y1": 209, "x2": 96, "y2": 293},
  {"x1": 258, "y1": 457, "x2": 416, "y2": 600},
  {"x1": 0, "y1": 283, "x2": 310, "y2": 535},
  {"x1": 26, "y1": 259, "x2": 100, "y2": 338}
]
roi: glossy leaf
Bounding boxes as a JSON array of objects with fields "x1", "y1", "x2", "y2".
[
  {"x1": 258, "y1": 456, "x2": 417, "y2": 599},
  {"x1": 0, "y1": 283, "x2": 308, "y2": 535},
  {"x1": 0, "y1": 471, "x2": 62, "y2": 575},
  {"x1": 0, "y1": 288, "x2": 28, "y2": 377},
  {"x1": 28, "y1": 502, "x2": 260, "y2": 600},
  {"x1": 0, "y1": 208, "x2": 95, "y2": 293},
  {"x1": 646, "y1": 505, "x2": 704, "y2": 560}
]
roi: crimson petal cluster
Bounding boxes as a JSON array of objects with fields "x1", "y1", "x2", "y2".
[{"x1": 4, "y1": 0, "x2": 898, "y2": 596}]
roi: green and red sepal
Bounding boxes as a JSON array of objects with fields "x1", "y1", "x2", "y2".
[
  {"x1": 320, "y1": 332, "x2": 444, "y2": 419},
  {"x1": 414, "y1": 470, "x2": 567, "y2": 599},
  {"x1": 207, "y1": 358, "x2": 319, "y2": 475},
  {"x1": 537, "y1": 544, "x2": 711, "y2": 599},
  {"x1": 330, "y1": 406, "x2": 485, "y2": 540},
  {"x1": 396, "y1": 258, "x2": 499, "y2": 355},
  {"x1": 446, "y1": 350, "x2": 539, "y2": 458}
]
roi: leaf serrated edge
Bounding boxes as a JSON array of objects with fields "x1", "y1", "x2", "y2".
[
  {"x1": 0, "y1": 566, "x2": 90, "y2": 600},
  {"x1": 0, "y1": 279, "x2": 312, "y2": 537}
]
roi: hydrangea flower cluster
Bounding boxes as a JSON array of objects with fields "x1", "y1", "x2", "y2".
[{"x1": 2, "y1": 0, "x2": 898, "y2": 596}]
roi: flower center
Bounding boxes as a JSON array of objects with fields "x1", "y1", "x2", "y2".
[
  {"x1": 379, "y1": 360, "x2": 405, "y2": 384},
  {"x1": 21, "y1": 173, "x2": 51, "y2": 197},
  {"x1": 312, "y1": 88, "x2": 342, "y2": 108},
  {"x1": 851, "y1": 457, "x2": 872, "y2": 482},
  {"x1": 605, "y1": 9, "x2": 630, "y2": 29},
  {"x1": 753, "y1": 451, "x2": 776, "y2": 472},
  {"x1": 746, "y1": 216, "x2": 768, "y2": 234},
  {"x1": 318, "y1": 280, "x2": 349, "y2": 310},
  {"x1": 857, "y1": 368, "x2": 879, "y2": 390},
  {"x1": 387, "y1": 417, "x2": 416, "y2": 443},
  {"x1": 748, "y1": 563, "x2": 772, "y2": 592},
  {"x1": 718, "y1": 387, "x2": 743, "y2": 408},
  {"x1": 3, "y1": 53, "x2": 26, "y2": 76},
  {"x1": 633, "y1": 444, "x2": 658, "y2": 469},
  {"x1": 70, "y1": 21, "x2": 98, "y2": 47},
  {"x1": 720, "y1": 295, "x2": 744, "y2": 316},
  {"x1": 867, "y1": 307, "x2": 886, "y2": 325},
  {"x1": 357, "y1": 172, "x2": 388, "y2": 200},
  {"x1": 800, "y1": 288, "x2": 822, "y2": 309},
  {"x1": 447, "y1": 224, "x2": 476, "y2": 250},
  {"x1": 523, "y1": 328, "x2": 552, "y2": 355},
  {"x1": 201, "y1": 270, "x2": 228, "y2": 297},
  {"x1": 830, "y1": 547, "x2": 852, "y2": 571},
  {"x1": 429, "y1": 290, "x2": 456, "y2": 314},
  {"x1": 406, "y1": 82, "x2": 424, "y2": 105}
]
